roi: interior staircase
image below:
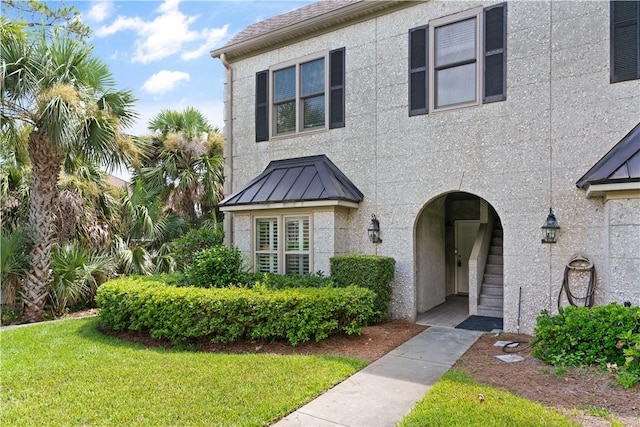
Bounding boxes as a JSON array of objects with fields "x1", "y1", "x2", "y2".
[{"x1": 477, "y1": 224, "x2": 503, "y2": 318}]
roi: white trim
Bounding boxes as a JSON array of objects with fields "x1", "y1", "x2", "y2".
[
  {"x1": 252, "y1": 213, "x2": 313, "y2": 274},
  {"x1": 585, "y1": 182, "x2": 640, "y2": 199},
  {"x1": 220, "y1": 199, "x2": 360, "y2": 212}
]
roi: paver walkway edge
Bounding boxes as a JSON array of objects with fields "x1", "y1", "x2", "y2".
[{"x1": 273, "y1": 325, "x2": 484, "y2": 427}]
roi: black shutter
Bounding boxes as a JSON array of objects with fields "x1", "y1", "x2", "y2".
[
  {"x1": 409, "y1": 25, "x2": 428, "y2": 116},
  {"x1": 255, "y1": 70, "x2": 269, "y2": 142},
  {"x1": 329, "y1": 47, "x2": 345, "y2": 129},
  {"x1": 611, "y1": 0, "x2": 640, "y2": 83},
  {"x1": 483, "y1": 3, "x2": 507, "y2": 103}
]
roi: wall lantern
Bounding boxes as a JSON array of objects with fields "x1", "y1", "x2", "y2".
[
  {"x1": 368, "y1": 215, "x2": 383, "y2": 244},
  {"x1": 541, "y1": 208, "x2": 560, "y2": 244}
]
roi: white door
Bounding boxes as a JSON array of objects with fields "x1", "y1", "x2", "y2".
[{"x1": 455, "y1": 220, "x2": 480, "y2": 294}]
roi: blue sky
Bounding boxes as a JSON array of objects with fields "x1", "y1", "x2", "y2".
[{"x1": 74, "y1": 0, "x2": 314, "y2": 135}]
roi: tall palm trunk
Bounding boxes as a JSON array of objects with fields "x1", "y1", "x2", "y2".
[{"x1": 21, "y1": 132, "x2": 64, "y2": 322}]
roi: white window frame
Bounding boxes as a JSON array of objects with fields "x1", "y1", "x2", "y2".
[
  {"x1": 429, "y1": 7, "x2": 483, "y2": 112},
  {"x1": 253, "y1": 214, "x2": 313, "y2": 274},
  {"x1": 270, "y1": 52, "x2": 330, "y2": 137}
]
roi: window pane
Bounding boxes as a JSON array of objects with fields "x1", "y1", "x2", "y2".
[
  {"x1": 303, "y1": 95, "x2": 325, "y2": 129},
  {"x1": 286, "y1": 254, "x2": 309, "y2": 275},
  {"x1": 435, "y1": 63, "x2": 476, "y2": 107},
  {"x1": 256, "y1": 218, "x2": 278, "y2": 251},
  {"x1": 257, "y1": 253, "x2": 278, "y2": 273},
  {"x1": 276, "y1": 101, "x2": 296, "y2": 134},
  {"x1": 285, "y1": 217, "x2": 309, "y2": 251},
  {"x1": 435, "y1": 18, "x2": 476, "y2": 66},
  {"x1": 274, "y1": 67, "x2": 295, "y2": 102},
  {"x1": 301, "y1": 58, "x2": 325, "y2": 96}
]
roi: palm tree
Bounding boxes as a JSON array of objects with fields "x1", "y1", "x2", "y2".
[
  {"x1": 1, "y1": 25, "x2": 139, "y2": 322},
  {"x1": 137, "y1": 107, "x2": 224, "y2": 224}
]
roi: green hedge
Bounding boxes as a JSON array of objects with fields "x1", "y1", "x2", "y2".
[
  {"x1": 95, "y1": 277, "x2": 375, "y2": 346},
  {"x1": 532, "y1": 304, "x2": 640, "y2": 367},
  {"x1": 330, "y1": 255, "x2": 395, "y2": 322}
]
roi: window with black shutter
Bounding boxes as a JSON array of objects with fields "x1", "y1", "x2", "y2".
[
  {"x1": 329, "y1": 48, "x2": 345, "y2": 129},
  {"x1": 409, "y1": 25, "x2": 428, "y2": 116},
  {"x1": 255, "y1": 70, "x2": 269, "y2": 142},
  {"x1": 408, "y1": 3, "x2": 507, "y2": 116},
  {"x1": 611, "y1": 0, "x2": 640, "y2": 83},
  {"x1": 255, "y1": 48, "x2": 346, "y2": 141},
  {"x1": 484, "y1": 3, "x2": 507, "y2": 102}
]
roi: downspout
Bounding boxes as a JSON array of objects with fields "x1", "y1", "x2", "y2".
[{"x1": 219, "y1": 53, "x2": 234, "y2": 246}]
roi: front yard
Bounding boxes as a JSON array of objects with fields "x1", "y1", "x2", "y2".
[{"x1": 0, "y1": 317, "x2": 365, "y2": 426}]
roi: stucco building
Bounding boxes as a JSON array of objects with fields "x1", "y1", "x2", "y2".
[{"x1": 211, "y1": 0, "x2": 640, "y2": 334}]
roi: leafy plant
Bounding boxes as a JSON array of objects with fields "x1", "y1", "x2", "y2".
[
  {"x1": 532, "y1": 304, "x2": 640, "y2": 389},
  {"x1": 170, "y1": 225, "x2": 223, "y2": 269},
  {"x1": 184, "y1": 244, "x2": 247, "y2": 288},
  {"x1": 240, "y1": 271, "x2": 337, "y2": 289},
  {"x1": 616, "y1": 330, "x2": 640, "y2": 388},
  {"x1": 532, "y1": 304, "x2": 640, "y2": 368},
  {"x1": 330, "y1": 255, "x2": 395, "y2": 322},
  {"x1": 48, "y1": 244, "x2": 114, "y2": 316},
  {"x1": 96, "y1": 278, "x2": 375, "y2": 346}
]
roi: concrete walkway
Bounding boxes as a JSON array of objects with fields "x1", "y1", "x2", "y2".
[{"x1": 274, "y1": 325, "x2": 484, "y2": 427}]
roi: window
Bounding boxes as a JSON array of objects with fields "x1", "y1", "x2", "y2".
[
  {"x1": 255, "y1": 48, "x2": 345, "y2": 142},
  {"x1": 611, "y1": 0, "x2": 640, "y2": 83},
  {"x1": 274, "y1": 58, "x2": 326, "y2": 134},
  {"x1": 409, "y1": 3, "x2": 506, "y2": 115},
  {"x1": 254, "y1": 215, "x2": 311, "y2": 274}
]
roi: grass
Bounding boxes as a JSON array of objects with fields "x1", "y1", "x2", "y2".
[
  {"x1": 399, "y1": 370, "x2": 578, "y2": 427},
  {"x1": 0, "y1": 317, "x2": 367, "y2": 426}
]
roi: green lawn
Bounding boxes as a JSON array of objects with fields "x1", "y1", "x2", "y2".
[
  {"x1": 0, "y1": 317, "x2": 366, "y2": 426},
  {"x1": 399, "y1": 370, "x2": 578, "y2": 427}
]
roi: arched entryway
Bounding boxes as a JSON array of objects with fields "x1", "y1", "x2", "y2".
[{"x1": 414, "y1": 192, "x2": 503, "y2": 326}]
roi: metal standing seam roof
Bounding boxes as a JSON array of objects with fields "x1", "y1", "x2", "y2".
[
  {"x1": 218, "y1": 155, "x2": 364, "y2": 208},
  {"x1": 576, "y1": 122, "x2": 640, "y2": 189}
]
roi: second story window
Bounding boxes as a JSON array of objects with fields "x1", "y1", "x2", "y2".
[
  {"x1": 255, "y1": 48, "x2": 345, "y2": 142},
  {"x1": 274, "y1": 57, "x2": 326, "y2": 134},
  {"x1": 409, "y1": 3, "x2": 506, "y2": 116},
  {"x1": 611, "y1": 0, "x2": 640, "y2": 83},
  {"x1": 433, "y1": 16, "x2": 478, "y2": 109}
]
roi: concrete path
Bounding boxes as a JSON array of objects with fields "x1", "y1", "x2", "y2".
[{"x1": 273, "y1": 325, "x2": 484, "y2": 427}]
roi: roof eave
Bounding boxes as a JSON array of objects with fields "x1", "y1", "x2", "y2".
[
  {"x1": 210, "y1": 1, "x2": 411, "y2": 60},
  {"x1": 219, "y1": 199, "x2": 361, "y2": 212}
]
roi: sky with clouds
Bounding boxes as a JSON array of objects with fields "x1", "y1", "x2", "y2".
[{"x1": 73, "y1": 0, "x2": 314, "y2": 137}]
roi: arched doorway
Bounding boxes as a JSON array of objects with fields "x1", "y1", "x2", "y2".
[{"x1": 415, "y1": 192, "x2": 503, "y2": 326}]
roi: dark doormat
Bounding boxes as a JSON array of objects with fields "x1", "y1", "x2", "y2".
[{"x1": 455, "y1": 315, "x2": 503, "y2": 332}]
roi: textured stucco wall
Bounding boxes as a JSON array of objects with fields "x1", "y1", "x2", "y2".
[
  {"x1": 219, "y1": 0, "x2": 640, "y2": 334},
  {"x1": 605, "y1": 198, "x2": 640, "y2": 305}
]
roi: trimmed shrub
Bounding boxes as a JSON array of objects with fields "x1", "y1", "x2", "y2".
[
  {"x1": 171, "y1": 226, "x2": 224, "y2": 269},
  {"x1": 240, "y1": 271, "x2": 337, "y2": 289},
  {"x1": 330, "y1": 255, "x2": 395, "y2": 322},
  {"x1": 95, "y1": 277, "x2": 375, "y2": 346},
  {"x1": 184, "y1": 244, "x2": 246, "y2": 288},
  {"x1": 532, "y1": 304, "x2": 640, "y2": 368}
]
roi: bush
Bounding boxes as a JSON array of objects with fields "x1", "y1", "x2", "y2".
[
  {"x1": 330, "y1": 255, "x2": 395, "y2": 322},
  {"x1": 532, "y1": 304, "x2": 640, "y2": 387},
  {"x1": 171, "y1": 225, "x2": 224, "y2": 269},
  {"x1": 183, "y1": 244, "x2": 246, "y2": 288},
  {"x1": 95, "y1": 278, "x2": 375, "y2": 346},
  {"x1": 240, "y1": 271, "x2": 337, "y2": 289}
]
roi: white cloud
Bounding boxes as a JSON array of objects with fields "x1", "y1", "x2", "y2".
[
  {"x1": 141, "y1": 70, "x2": 190, "y2": 95},
  {"x1": 182, "y1": 26, "x2": 229, "y2": 61},
  {"x1": 95, "y1": 0, "x2": 228, "y2": 64},
  {"x1": 86, "y1": 1, "x2": 114, "y2": 23}
]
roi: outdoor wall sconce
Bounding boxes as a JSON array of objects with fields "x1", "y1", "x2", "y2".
[
  {"x1": 368, "y1": 215, "x2": 382, "y2": 244},
  {"x1": 541, "y1": 208, "x2": 560, "y2": 244}
]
